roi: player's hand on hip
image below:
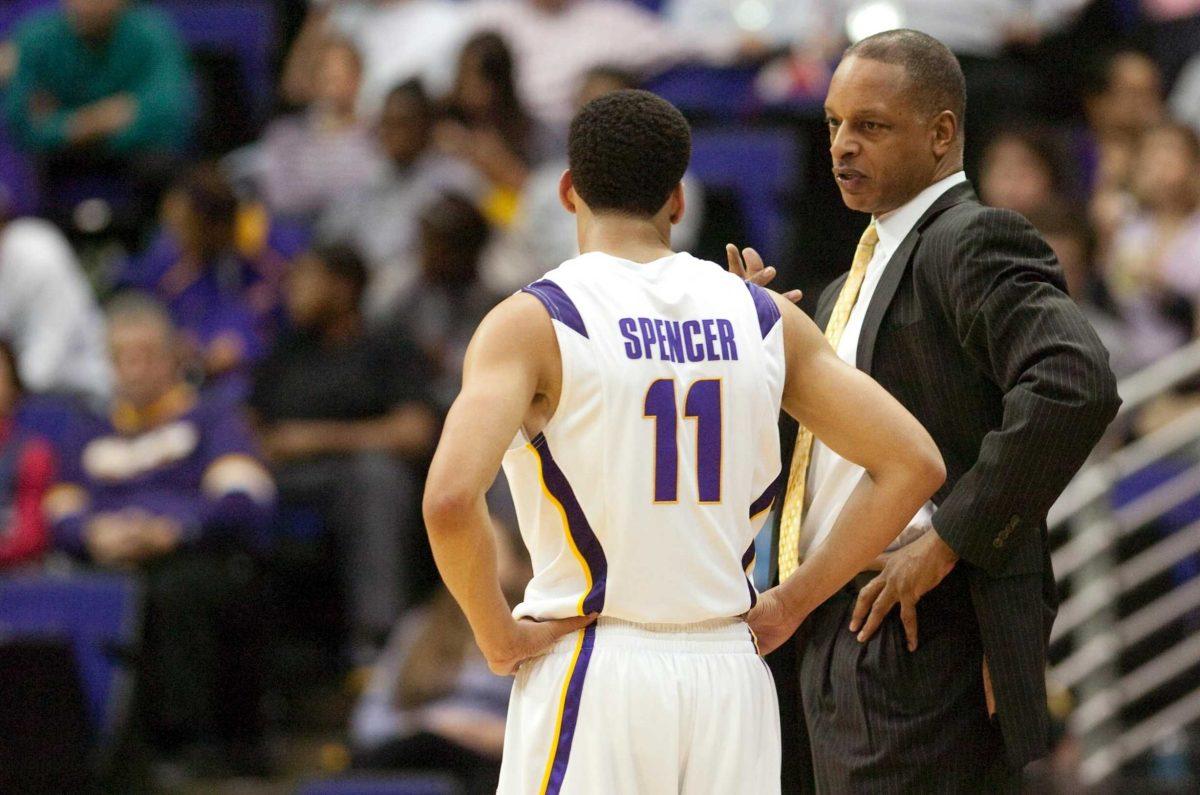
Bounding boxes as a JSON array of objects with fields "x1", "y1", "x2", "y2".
[
  {"x1": 485, "y1": 614, "x2": 598, "y2": 676},
  {"x1": 725, "y1": 244, "x2": 803, "y2": 304},
  {"x1": 745, "y1": 588, "x2": 805, "y2": 656},
  {"x1": 849, "y1": 531, "x2": 958, "y2": 651}
]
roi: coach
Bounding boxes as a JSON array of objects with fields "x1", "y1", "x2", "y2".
[{"x1": 746, "y1": 29, "x2": 1121, "y2": 791}]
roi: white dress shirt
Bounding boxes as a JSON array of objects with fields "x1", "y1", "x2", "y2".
[{"x1": 796, "y1": 170, "x2": 966, "y2": 560}]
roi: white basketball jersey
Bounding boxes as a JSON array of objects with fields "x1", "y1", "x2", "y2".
[{"x1": 503, "y1": 251, "x2": 786, "y2": 624}]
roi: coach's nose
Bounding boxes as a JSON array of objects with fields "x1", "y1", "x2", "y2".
[{"x1": 829, "y1": 123, "x2": 860, "y2": 162}]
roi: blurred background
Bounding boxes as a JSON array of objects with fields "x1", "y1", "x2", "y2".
[{"x1": 0, "y1": 0, "x2": 1197, "y2": 793}]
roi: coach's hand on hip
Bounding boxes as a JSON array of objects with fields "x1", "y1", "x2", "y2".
[{"x1": 849, "y1": 530, "x2": 958, "y2": 651}]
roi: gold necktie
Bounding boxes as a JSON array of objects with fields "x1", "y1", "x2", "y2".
[{"x1": 777, "y1": 222, "x2": 879, "y2": 581}]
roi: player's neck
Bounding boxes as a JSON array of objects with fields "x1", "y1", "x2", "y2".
[{"x1": 578, "y1": 215, "x2": 675, "y2": 264}]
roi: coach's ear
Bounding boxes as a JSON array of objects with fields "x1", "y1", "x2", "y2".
[
  {"x1": 558, "y1": 169, "x2": 579, "y2": 215},
  {"x1": 667, "y1": 182, "x2": 685, "y2": 225}
]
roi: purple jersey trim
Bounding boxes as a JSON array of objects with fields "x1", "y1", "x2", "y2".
[
  {"x1": 544, "y1": 624, "x2": 597, "y2": 794},
  {"x1": 742, "y1": 541, "x2": 758, "y2": 608},
  {"x1": 523, "y1": 280, "x2": 589, "y2": 339},
  {"x1": 745, "y1": 282, "x2": 781, "y2": 338},
  {"x1": 749, "y1": 472, "x2": 782, "y2": 518},
  {"x1": 531, "y1": 433, "x2": 607, "y2": 615}
]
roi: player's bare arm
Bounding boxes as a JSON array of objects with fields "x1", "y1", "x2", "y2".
[
  {"x1": 746, "y1": 291, "x2": 946, "y2": 654},
  {"x1": 423, "y1": 293, "x2": 595, "y2": 675}
]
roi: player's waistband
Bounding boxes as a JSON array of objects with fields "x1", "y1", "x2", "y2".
[{"x1": 543, "y1": 616, "x2": 757, "y2": 656}]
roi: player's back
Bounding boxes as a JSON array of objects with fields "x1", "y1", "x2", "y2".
[{"x1": 503, "y1": 250, "x2": 785, "y2": 624}]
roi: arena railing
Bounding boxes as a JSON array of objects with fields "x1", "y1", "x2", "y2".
[{"x1": 1046, "y1": 337, "x2": 1200, "y2": 784}]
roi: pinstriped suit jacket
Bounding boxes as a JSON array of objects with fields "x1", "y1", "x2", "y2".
[{"x1": 801, "y1": 181, "x2": 1121, "y2": 768}]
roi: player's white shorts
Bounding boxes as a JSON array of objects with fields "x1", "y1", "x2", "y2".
[{"x1": 497, "y1": 616, "x2": 781, "y2": 794}]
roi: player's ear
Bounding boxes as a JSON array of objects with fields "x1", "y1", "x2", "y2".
[
  {"x1": 667, "y1": 182, "x2": 685, "y2": 225},
  {"x1": 558, "y1": 169, "x2": 579, "y2": 215}
]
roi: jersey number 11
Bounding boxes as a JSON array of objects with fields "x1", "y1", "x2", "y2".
[{"x1": 643, "y1": 378, "x2": 722, "y2": 504}]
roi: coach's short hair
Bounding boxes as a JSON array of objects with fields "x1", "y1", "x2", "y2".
[
  {"x1": 567, "y1": 89, "x2": 691, "y2": 217},
  {"x1": 846, "y1": 29, "x2": 967, "y2": 131}
]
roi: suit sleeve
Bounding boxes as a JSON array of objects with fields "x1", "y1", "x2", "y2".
[{"x1": 929, "y1": 208, "x2": 1121, "y2": 574}]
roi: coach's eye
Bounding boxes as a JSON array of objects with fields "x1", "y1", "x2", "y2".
[{"x1": 862, "y1": 121, "x2": 880, "y2": 132}]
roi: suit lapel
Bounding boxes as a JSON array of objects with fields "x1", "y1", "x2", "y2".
[{"x1": 855, "y1": 182, "x2": 976, "y2": 375}]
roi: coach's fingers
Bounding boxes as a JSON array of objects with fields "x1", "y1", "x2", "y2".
[
  {"x1": 726, "y1": 244, "x2": 747, "y2": 279},
  {"x1": 740, "y1": 246, "x2": 765, "y2": 277},
  {"x1": 900, "y1": 600, "x2": 919, "y2": 652},
  {"x1": 781, "y1": 288, "x2": 804, "y2": 304},
  {"x1": 748, "y1": 266, "x2": 778, "y2": 286},
  {"x1": 849, "y1": 577, "x2": 883, "y2": 632},
  {"x1": 856, "y1": 587, "x2": 895, "y2": 643}
]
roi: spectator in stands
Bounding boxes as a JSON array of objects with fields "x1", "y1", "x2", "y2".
[
  {"x1": 663, "y1": 0, "x2": 839, "y2": 55},
  {"x1": 1080, "y1": 50, "x2": 1166, "y2": 253},
  {"x1": 3, "y1": 0, "x2": 192, "y2": 235},
  {"x1": 1170, "y1": 50, "x2": 1200, "y2": 136},
  {"x1": 1025, "y1": 202, "x2": 1134, "y2": 378},
  {"x1": 318, "y1": 80, "x2": 480, "y2": 320},
  {"x1": 394, "y1": 193, "x2": 500, "y2": 412},
  {"x1": 1103, "y1": 122, "x2": 1200, "y2": 372},
  {"x1": 482, "y1": 67, "x2": 703, "y2": 292},
  {"x1": 349, "y1": 522, "x2": 526, "y2": 795},
  {"x1": 282, "y1": 0, "x2": 469, "y2": 116},
  {"x1": 435, "y1": 32, "x2": 553, "y2": 224},
  {"x1": 250, "y1": 243, "x2": 438, "y2": 663},
  {"x1": 44, "y1": 295, "x2": 275, "y2": 770},
  {"x1": 251, "y1": 38, "x2": 384, "y2": 223},
  {"x1": 979, "y1": 127, "x2": 1074, "y2": 218},
  {"x1": 121, "y1": 165, "x2": 286, "y2": 392},
  {"x1": 466, "y1": 0, "x2": 761, "y2": 128},
  {"x1": 0, "y1": 214, "x2": 111, "y2": 404},
  {"x1": 0, "y1": 342, "x2": 55, "y2": 570}
]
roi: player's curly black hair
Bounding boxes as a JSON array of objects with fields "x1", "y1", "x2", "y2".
[{"x1": 567, "y1": 89, "x2": 691, "y2": 218}]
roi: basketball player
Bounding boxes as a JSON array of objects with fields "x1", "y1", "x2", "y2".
[{"x1": 423, "y1": 90, "x2": 945, "y2": 794}]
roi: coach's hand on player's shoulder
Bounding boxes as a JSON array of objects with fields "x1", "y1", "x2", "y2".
[
  {"x1": 725, "y1": 244, "x2": 803, "y2": 304},
  {"x1": 745, "y1": 588, "x2": 807, "y2": 656},
  {"x1": 484, "y1": 614, "x2": 598, "y2": 676}
]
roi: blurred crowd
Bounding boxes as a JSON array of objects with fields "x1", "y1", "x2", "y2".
[{"x1": 0, "y1": 0, "x2": 1198, "y2": 790}]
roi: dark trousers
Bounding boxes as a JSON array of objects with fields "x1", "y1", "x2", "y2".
[
  {"x1": 38, "y1": 148, "x2": 179, "y2": 251},
  {"x1": 137, "y1": 548, "x2": 265, "y2": 753},
  {"x1": 788, "y1": 571, "x2": 1019, "y2": 793},
  {"x1": 274, "y1": 452, "x2": 421, "y2": 655}
]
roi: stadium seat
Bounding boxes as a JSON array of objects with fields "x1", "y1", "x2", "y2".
[
  {"x1": 0, "y1": 572, "x2": 142, "y2": 748},
  {"x1": 0, "y1": 0, "x2": 53, "y2": 38},
  {"x1": 156, "y1": 1, "x2": 277, "y2": 124},
  {"x1": 1113, "y1": 458, "x2": 1200, "y2": 584},
  {"x1": 0, "y1": 127, "x2": 40, "y2": 216},
  {"x1": 297, "y1": 774, "x2": 460, "y2": 795},
  {"x1": 14, "y1": 392, "x2": 87, "y2": 450},
  {"x1": 646, "y1": 65, "x2": 762, "y2": 121},
  {"x1": 688, "y1": 128, "x2": 804, "y2": 265}
]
